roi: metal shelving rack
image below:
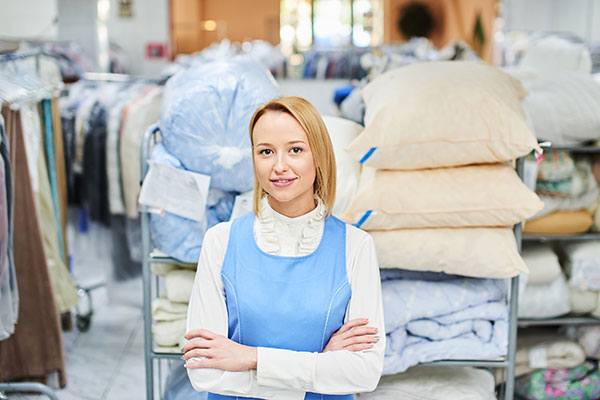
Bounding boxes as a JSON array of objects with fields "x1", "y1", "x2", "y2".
[
  {"x1": 517, "y1": 145, "x2": 600, "y2": 346},
  {"x1": 139, "y1": 124, "x2": 529, "y2": 399},
  {"x1": 140, "y1": 125, "x2": 195, "y2": 400}
]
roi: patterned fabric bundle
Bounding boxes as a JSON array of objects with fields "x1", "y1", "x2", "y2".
[{"x1": 515, "y1": 362, "x2": 600, "y2": 400}]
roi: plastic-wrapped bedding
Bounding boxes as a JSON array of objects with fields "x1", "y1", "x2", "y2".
[
  {"x1": 160, "y1": 56, "x2": 280, "y2": 192},
  {"x1": 149, "y1": 143, "x2": 236, "y2": 263}
]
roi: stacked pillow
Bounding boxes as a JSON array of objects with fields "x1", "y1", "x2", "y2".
[{"x1": 342, "y1": 61, "x2": 543, "y2": 279}]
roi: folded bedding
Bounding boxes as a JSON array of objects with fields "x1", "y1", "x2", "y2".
[
  {"x1": 165, "y1": 269, "x2": 196, "y2": 304},
  {"x1": 521, "y1": 243, "x2": 561, "y2": 285},
  {"x1": 515, "y1": 332, "x2": 586, "y2": 377},
  {"x1": 515, "y1": 361, "x2": 600, "y2": 400},
  {"x1": 152, "y1": 297, "x2": 188, "y2": 321},
  {"x1": 152, "y1": 318, "x2": 186, "y2": 347},
  {"x1": 561, "y1": 240, "x2": 600, "y2": 291},
  {"x1": 570, "y1": 288, "x2": 599, "y2": 314},
  {"x1": 518, "y1": 273, "x2": 571, "y2": 319},
  {"x1": 356, "y1": 366, "x2": 496, "y2": 400},
  {"x1": 382, "y1": 278, "x2": 508, "y2": 374},
  {"x1": 522, "y1": 72, "x2": 600, "y2": 147},
  {"x1": 571, "y1": 326, "x2": 600, "y2": 359},
  {"x1": 523, "y1": 210, "x2": 593, "y2": 235}
]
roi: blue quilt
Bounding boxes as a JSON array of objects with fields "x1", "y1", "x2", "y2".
[{"x1": 383, "y1": 277, "x2": 509, "y2": 374}]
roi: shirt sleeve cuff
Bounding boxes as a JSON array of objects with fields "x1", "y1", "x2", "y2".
[{"x1": 256, "y1": 346, "x2": 317, "y2": 392}]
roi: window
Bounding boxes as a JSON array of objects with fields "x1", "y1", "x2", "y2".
[{"x1": 280, "y1": 0, "x2": 382, "y2": 55}]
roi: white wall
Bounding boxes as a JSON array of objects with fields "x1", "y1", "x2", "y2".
[
  {"x1": 0, "y1": 0, "x2": 58, "y2": 39},
  {"x1": 106, "y1": 0, "x2": 170, "y2": 76},
  {"x1": 504, "y1": 0, "x2": 600, "y2": 42}
]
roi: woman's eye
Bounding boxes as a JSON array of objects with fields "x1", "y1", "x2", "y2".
[
  {"x1": 259, "y1": 149, "x2": 273, "y2": 155},
  {"x1": 290, "y1": 147, "x2": 303, "y2": 154}
]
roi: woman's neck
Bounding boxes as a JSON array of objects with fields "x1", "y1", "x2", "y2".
[{"x1": 267, "y1": 193, "x2": 317, "y2": 218}]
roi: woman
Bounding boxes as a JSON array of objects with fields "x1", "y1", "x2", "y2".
[{"x1": 183, "y1": 97, "x2": 385, "y2": 399}]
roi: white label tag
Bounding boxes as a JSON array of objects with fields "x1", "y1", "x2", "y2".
[
  {"x1": 139, "y1": 161, "x2": 211, "y2": 222},
  {"x1": 229, "y1": 191, "x2": 254, "y2": 221},
  {"x1": 529, "y1": 345, "x2": 548, "y2": 369}
]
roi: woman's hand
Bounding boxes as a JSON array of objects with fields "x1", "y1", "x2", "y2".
[
  {"x1": 183, "y1": 329, "x2": 257, "y2": 371},
  {"x1": 322, "y1": 318, "x2": 379, "y2": 353}
]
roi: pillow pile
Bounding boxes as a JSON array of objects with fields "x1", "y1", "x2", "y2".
[{"x1": 341, "y1": 61, "x2": 542, "y2": 279}]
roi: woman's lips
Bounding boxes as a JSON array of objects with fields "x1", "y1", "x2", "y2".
[{"x1": 270, "y1": 178, "x2": 297, "y2": 187}]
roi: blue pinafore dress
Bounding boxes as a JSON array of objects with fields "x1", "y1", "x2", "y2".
[{"x1": 207, "y1": 212, "x2": 353, "y2": 400}]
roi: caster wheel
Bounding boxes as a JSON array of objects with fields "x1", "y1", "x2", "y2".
[{"x1": 76, "y1": 314, "x2": 91, "y2": 332}]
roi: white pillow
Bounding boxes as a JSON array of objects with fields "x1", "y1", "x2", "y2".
[
  {"x1": 343, "y1": 163, "x2": 543, "y2": 230},
  {"x1": 522, "y1": 73, "x2": 600, "y2": 146},
  {"x1": 370, "y1": 227, "x2": 527, "y2": 278},
  {"x1": 357, "y1": 366, "x2": 496, "y2": 400},
  {"x1": 322, "y1": 116, "x2": 362, "y2": 216},
  {"x1": 519, "y1": 36, "x2": 592, "y2": 77},
  {"x1": 347, "y1": 61, "x2": 539, "y2": 169}
]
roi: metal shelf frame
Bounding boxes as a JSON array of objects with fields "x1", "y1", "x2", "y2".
[
  {"x1": 519, "y1": 316, "x2": 600, "y2": 328},
  {"x1": 140, "y1": 126, "x2": 524, "y2": 399}
]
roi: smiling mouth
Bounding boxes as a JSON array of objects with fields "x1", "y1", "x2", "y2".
[{"x1": 270, "y1": 178, "x2": 296, "y2": 183}]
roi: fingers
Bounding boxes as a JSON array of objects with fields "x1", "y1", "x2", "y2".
[
  {"x1": 184, "y1": 329, "x2": 219, "y2": 340},
  {"x1": 340, "y1": 326, "x2": 378, "y2": 340},
  {"x1": 182, "y1": 348, "x2": 212, "y2": 361},
  {"x1": 343, "y1": 335, "x2": 379, "y2": 348},
  {"x1": 182, "y1": 337, "x2": 211, "y2": 353},
  {"x1": 336, "y1": 318, "x2": 369, "y2": 335},
  {"x1": 184, "y1": 358, "x2": 216, "y2": 369},
  {"x1": 345, "y1": 343, "x2": 375, "y2": 352}
]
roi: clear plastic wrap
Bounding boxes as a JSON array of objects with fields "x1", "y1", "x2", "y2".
[
  {"x1": 149, "y1": 143, "x2": 236, "y2": 263},
  {"x1": 160, "y1": 56, "x2": 280, "y2": 192}
]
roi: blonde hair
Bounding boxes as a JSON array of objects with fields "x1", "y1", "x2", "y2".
[{"x1": 249, "y1": 96, "x2": 336, "y2": 217}]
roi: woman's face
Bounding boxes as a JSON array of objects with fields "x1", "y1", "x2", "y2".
[{"x1": 252, "y1": 111, "x2": 317, "y2": 217}]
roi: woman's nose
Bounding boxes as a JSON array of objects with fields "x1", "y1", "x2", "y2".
[{"x1": 274, "y1": 154, "x2": 288, "y2": 172}]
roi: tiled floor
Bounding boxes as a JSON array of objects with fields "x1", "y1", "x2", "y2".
[{"x1": 5, "y1": 277, "x2": 148, "y2": 400}]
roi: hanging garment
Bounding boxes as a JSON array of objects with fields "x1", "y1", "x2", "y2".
[
  {"x1": 0, "y1": 113, "x2": 18, "y2": 341},
  {"x1": 51, "y1": 98, "x2": 69, "y2": 263},
  {"x1": 0, "y1": 105, "x2": 66, "y2": 387},
  {"x1": 20, "y1": 104, "x2": 77, "y2": 313}
]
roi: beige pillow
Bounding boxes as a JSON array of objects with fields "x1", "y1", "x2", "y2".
[
  {"x1": 523, "y1": 209, "x2": 593, "y2": 235},
  {"x1": 343, "y1": 163, "x2": 543, "y2": 230},
  {"x1": 347, "y1": 61, "x2": 539, "y2": 169},
  {"x1": 370, "y1": 227, "x2": 527, "y2": 278}
]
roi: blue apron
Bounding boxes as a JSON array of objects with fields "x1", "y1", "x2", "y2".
[{"x1": 208, "y1": 212, "x2": 352, "y2": 400}]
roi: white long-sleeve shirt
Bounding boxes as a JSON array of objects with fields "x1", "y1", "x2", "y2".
[{"x1": 186, "y1": 197, "x2": 385, "y2": 399}]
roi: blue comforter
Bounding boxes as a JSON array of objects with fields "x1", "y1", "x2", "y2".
[{"x1": 383, "y1": 277, "x2": 509, "y2": 374}]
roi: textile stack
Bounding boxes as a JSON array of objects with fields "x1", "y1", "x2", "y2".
[
  {"x1": 339, "y1": 61, "x2": 543, "y2": 379},
  {"x1": 511, "y1": 331, "x2": 600, "y2": 400}
]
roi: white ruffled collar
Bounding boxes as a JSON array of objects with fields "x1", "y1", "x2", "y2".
[{"x1": 255, "y1": 195, "x2": 327, "y2": 256}]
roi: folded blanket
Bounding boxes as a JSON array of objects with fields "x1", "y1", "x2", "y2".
[
  {"x1": 383, "y1": 278, "x2": 508, "y2": 374},
  {"x1": 570, "y1": 288, "x2": 599, "y2": 314},
  {"x1": 562, "y1": 241, "x2": 600, "y2": 291},
  {"x1": 518, "y1": 273, "x2": 571, "y2": 319},
  {"x1": 522, "y1": 244, "x2": 561, "y2": 285},
  {"x1": 357, "y1": 366, "x2": 496, "y2": 400},
  {"x1": 524, "y1": 210, "x2": 593, "y2": 235},
  {"x1": 152, "y1": 297, "x2": 189, "y2": 321},
  {"x1": 535, "y1": 150, "x2": 575, "y2": 183},
  {"x1": 515, "y1": 361, "x2": 600, "y2": 400},
  {"x1": 165, "y1": 269, "x2": 196, "y2": 304},
  {"x1": 572, "y1": 326, "x2": 600, "y2": 359},
  {"x1": 152, "y1": 318, "x2": 186, "y2": 347},
  {"x1": 515, "y1": 332, "x2": 586, "y2": 377}
]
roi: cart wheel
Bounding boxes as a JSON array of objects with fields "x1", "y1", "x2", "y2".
[{"x1": 76, "y1": 314, "x2": 91, "y2": 332}]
